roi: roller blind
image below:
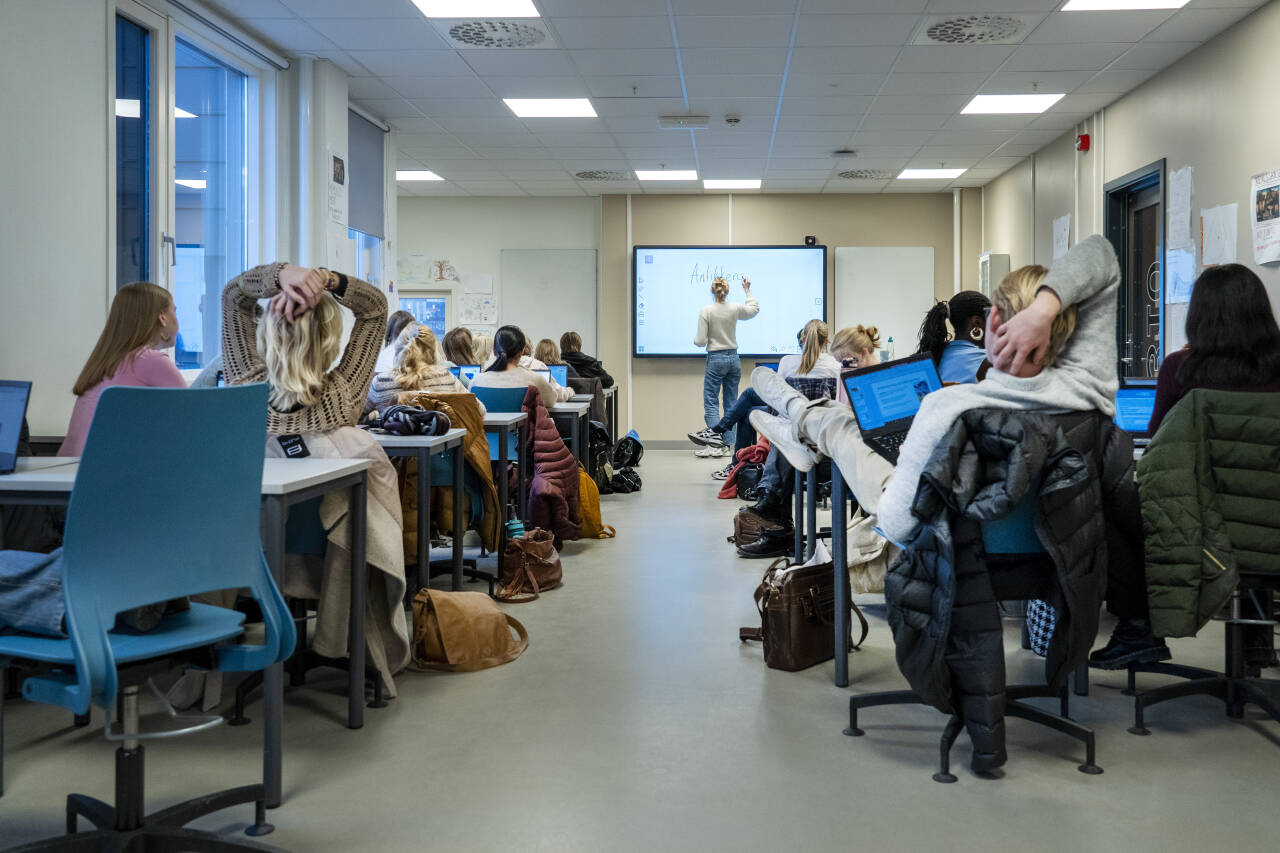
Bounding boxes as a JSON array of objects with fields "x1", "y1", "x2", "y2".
[{"x1": 347, "y1": 110, "x2": 385, "y2": 238}]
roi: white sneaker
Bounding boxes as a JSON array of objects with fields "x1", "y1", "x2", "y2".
[
  {"x1": 711, "y1": 462, "x2": 734, "y2": 480},
  {"x1": 749, "y1": 409, "x2": 819, "y2": 472},
  {"x1": 688, "y1": 427, "x2": 726, "y2": 448},
  {"x1": 714, "y1": 445, "x2": 733, "y2": 457},
  {"x1": 694, "y1": 445, "x2": 721, "y2": 458},
  {"x1": 751, "y1": 366, "x2": 806, "y2": 418}
]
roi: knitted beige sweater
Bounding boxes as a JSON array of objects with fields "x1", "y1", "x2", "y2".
[
  {"x1": 365, "y1": 367, "x2": 475, "y2": 416},
  {"x1": 221, "y1": 262, "x2": 387, "y2": 434}
]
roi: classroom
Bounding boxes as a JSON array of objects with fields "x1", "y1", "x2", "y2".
[{"x1": 2, "y1": 0, "x2": 1279, "y2": 850}]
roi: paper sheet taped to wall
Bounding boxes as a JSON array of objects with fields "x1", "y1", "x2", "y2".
[
  {"x1": 1201, "y1": 203, "x2": 1238, "y2": 266},
  {"x1": 1165, "y1": 248, "x2": 1196, "y2": 304},
  {"x1": 1052, "y1": 214, "x2": 1070, "y2": 260},
  {"x1": 1168, "y1": 167, "x2": 1193, "y2": 251}
]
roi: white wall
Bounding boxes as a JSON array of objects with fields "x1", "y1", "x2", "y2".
[{"x1": 0, "y1": 1, "x2": 110, "y2": 435}]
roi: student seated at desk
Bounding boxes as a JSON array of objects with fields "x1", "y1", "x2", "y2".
[
  {"x1": 470, "y1": 325, "x2": 559, "y2": 409},
  {"x1": 750, "y1": 236, "x2": 1160, "y2": 665},
  {"x1": 917, "y1": 290, "x2": 993, "y2": 385},
  {"x1": 534, "y1": 338, "x2": 580, "y2": 379},
  {"x1": 222, "y1": 262, "x2": 410, "y2": 696},
  {"x1": 472, "y1": 332, "x2": 494, "y2": 368},
  {"x1": 374, "y1": 310, "x2": 416, "y2": 375},
  {"x1": 517, "y1": 338, "x2": 574, "y2": 403},
  {"x1": 60, "y1": 282, "x2": 186, "y2": 457},
  {"x1": 366, "y1": 325, "x2": 478, "y2": 417},
  {"x1": 559, "y1": 331, "x2": 613, "y2": 388}
]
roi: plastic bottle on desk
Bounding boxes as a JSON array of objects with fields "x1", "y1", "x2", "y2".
[{"x1": 884, "y1": 337, "x2": 895, "y2": 362}]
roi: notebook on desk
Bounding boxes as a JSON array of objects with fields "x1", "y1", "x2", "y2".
[
  {"x1": 840, "y1": 355, "x2": 942, "y2": 466},
  {"x1": 548, "y1": 364, "x2": 568, "y2": 386},
  {"x1": 0, "y1": 380, "x2": 33, "y2": 475},
  {"x1": 1114, "y1": 386, "x2": 1157, "y2": 447}
]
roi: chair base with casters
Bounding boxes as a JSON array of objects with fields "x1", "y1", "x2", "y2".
[
  {"x1": 10, "y1": 683, "x2": 281, "y2": 853},
  {"x1": 227, "y1": 650, "x2": 386, "y2": 728},
  {"x1": 1127, "y1": 588, "x2": 1280, "y2": 736},
  {"x1": 844, "y1": 683, "x2": 1102, "y2": 782}
]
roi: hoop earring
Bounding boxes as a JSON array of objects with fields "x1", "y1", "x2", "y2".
[{"x1": 970, "y1": 327, "x2": 983, "y2": 342}]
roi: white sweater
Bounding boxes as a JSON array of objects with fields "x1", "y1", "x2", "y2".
[
  {"x1": 779, "y1": 351, "x2": 842, "y2": 381},
  {"x1": 694, "y1": 297, "x2": 760, "y2": 352},
  {"x1": 470, "y1": 365, "x2": 559, "y2": 409}
]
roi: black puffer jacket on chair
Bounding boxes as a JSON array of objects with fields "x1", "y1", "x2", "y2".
[{"x1": 886, "y1": 408, "x2": 1138, "y2": 772}]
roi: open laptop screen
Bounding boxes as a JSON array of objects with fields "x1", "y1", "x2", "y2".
[
  {"x1": 458, "y1": 365, "x2": 481, "y2": 385},
  {"x1": 842, "y1": 355, "x2": 942, "y2": 432},
  {"x1": 1114, "y1": 387, "x2": 1157, "y2": 437},
  {"x1": 756, "y1": 361, "x2": 780, "y2": 372},
  {"x1": 548, "y1": 364, "x2": 568, "y2": 386},
  {"x1": 0, "y1": 381, "x2": 33, "y2": 474}
]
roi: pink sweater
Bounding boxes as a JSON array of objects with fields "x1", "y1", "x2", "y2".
[{"x1": 59, "y1": 348, "x2": 186, "y2": 456}]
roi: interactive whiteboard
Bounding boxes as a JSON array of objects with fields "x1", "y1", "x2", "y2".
[{"x1": 633, "y1": 245, "x2": 826, "y2": 358}]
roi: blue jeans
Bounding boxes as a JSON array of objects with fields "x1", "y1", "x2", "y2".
[
  {"x1": 703, "y1": 350, "x2": 741, "y2": 445},
  {"x1": 713, "y1": 388, "x2": 771, "y2": 453}
]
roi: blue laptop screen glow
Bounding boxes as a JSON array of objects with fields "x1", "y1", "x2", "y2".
[
  {"x1": 448, "y1": 366, "x2": 460, "y2": 378},
  {"x1": 843, "y1": 360, "x2": 942, "y2": 431},
  {"x1": 1114, "y1": 388, "x2": 1156, "y2": 434},
  {"x1": 458, "y1": 365, "x2": 481, "y2": 385},
  {"x1": 549, "y1": 364, "x2": 568, "y2": 386},
  {"x1": 0, "y1": 381, "x2": 32, "y2": 474}
]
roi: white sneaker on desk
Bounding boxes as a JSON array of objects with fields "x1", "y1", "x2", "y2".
[{"x1": 750, "y1": 410, "x2": 818, "y2": 472}]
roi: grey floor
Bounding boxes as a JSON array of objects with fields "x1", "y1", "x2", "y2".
[{"x1": 2, "y1": 450, "x2": 1278, "y2": 851}]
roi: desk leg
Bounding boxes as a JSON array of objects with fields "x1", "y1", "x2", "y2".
[
  {"x1": 832, "y1": 468, "x2": 850, "y2": 689},
  {"x1": 498, "y1": 425, "x2": 511, "y2": 555},
  {"x1": 348, "y1": 475, "x2": 368, "y2": 729},
  {"x1": 571, "y1": 414, "x2": 583, "y2": 464},
  {"x1": 609, "y1": 392, "x2": 618, "y2": 443},
  {"x1": 417, "y1": 448, "x2": 431, "y2": 598},
  {"x1": 805, "y1": 467, "x2": 817, "y2": 561},
  {"x1": 517, "y1": 422, "x2": 529, "y2": 522},
  {"x1": 261, "y1": 497, "x2": 286, "y2": 809},
  {"x1": 452, "y1": 443, "x2": 464, "y2": 591},
  {"x1": 793, "y1": 469, "x2": 804, "y2": 564}
]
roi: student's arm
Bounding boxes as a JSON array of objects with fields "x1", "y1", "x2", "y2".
[
  {"x1": 534, "y1": 377, "x2": 558, "y2": 409},
  {"x1": 328, "y1": 274, "x2": 388, "y2": 405},
  {"x1": 693, "y1": 309, "x2": 709, "y2": 348},
  {"x1": 220, "y1": 262, "x2": 288, "y2": 384}
]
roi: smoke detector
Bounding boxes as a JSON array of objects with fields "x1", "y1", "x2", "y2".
[
  {"x1": 837, "y1": 169, "x2": 895, "y2": 180},
  {"x1": 431, "y1": 19, "x2": 554, "y2": 49},
  {"x1": 913, "y1": 15, "x2": 1036, "y2": 45},
  {"x1": 574, "y1": 170, "x2": 631, "y2": 182}
]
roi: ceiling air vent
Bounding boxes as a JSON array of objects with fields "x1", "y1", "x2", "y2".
[
  {"x1": 575, "y1": 170, "x2": 631, "y2": 182},
  {"x1": 433, "y1": 19, "x2": 553, "y2": 49},
  {"x1": 837, "y1": 169, "x2": 895, "y2": 181},
  {"x1": 914, "y1": 15, "x2": 1034, "y2": 46}
]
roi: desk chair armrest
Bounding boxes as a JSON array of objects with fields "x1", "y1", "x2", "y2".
[{"x1": 22, "y1": 671, "x2": 83, "y2": 714}]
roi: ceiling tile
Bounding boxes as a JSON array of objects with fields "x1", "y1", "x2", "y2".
[
  {"x1": 923, "y1": 0, "x2": 1058, "y2": 11},
  {"x1": 1110, "y1": 41, "x2": 1199, "y2": 70},
  {"x1": 568, "y1": 49, "x2": 678, "y2": 76},
  {"x1": 892, "y1": 45, "x2": 1017, "y2": 74},
  {"x1": 1024, "y1": 11, "x2": 1173, "y2": 44},
  {"x1": 849, "y1": 130, "x2": 935, "y2": 147},
  {"x1": 519, "y1": 117, "x2": 609, "y2": 133},
  {"x1": 808, "y1": 0, "x2": 927, "y2": 11},
  {"x1": 784, "y1": 74, "x2": 886, "y2": 97},
  {"x1": 537, "y1": 131, "x2": 624, "y2": 147},
  {"x1": 788, "y1": 46, "x2": 903, "y2": 75},
  {"x1": 433, "y1": 116, "x2": 529, "y2": 134},
  {"x1": 686, "y1": 75, "x2": 783, "y2": 98},
  {"x1": 603, "y1": 116, "x2": 666, "y2": 132},
  {"x1": 777, "y1": 115, "x2": 863, "y2": 132},
  {"x1": 483, "y1": 76, "x2": 590, "y2": 97},
  {"x1": 676, "y1": 16, "x2": 795, "y2": 48},
  {"x1": 306, "y1": 17, "x2": 449, "y2": 50},
  {"x1": 1052, "y1": 92, "x2": 1121, "y2": 113},
  {"x1": 976, "y1": 156, "x2": 1027, "y2": 170},
  {"x1": 942, "y1": 113, "x2": 1038, "y2": 131},
  {"x1": 914, "y1": 147, "x2": 993, "y2": 161},
  {"x1": 868, "y1": 94, "x2": 969, "y2": 114},
  {"x1": 674, "y1": 0, "x2": 804, "y2": 13},
  {"x1": 679, "y1": 48, "x2": 790, "y2": 75},
  {"x1": 880, "y1": 72, "x2": 988, "y2": 95},
  {"x1": 344, "y1": 50, "x2": 473, "y2": 78},
  {"x1": 540, "y1": 0, "x2": 669, "y2": 14},
  {"x1": 766, "y1": 157, "x2": 843, "y2": 169},
  {"x1": 584, "y1": 76, "x2": 687, "y2": 98},
  {"x1": 461, "y1": 50, "x2": 578, "y2": 77},
  {"x1": 1144, "y1": 7, "x2": 1254, "y2": 42},
  {"x1": 1071, "y1": 68, "x2": 1159, "y2": 94},
  {"x1": 395, "y1": 131, "x2": 457, "y2": 148},
  {"x1": 549, "y1": 17, "x2": 673, "y2": 49},
  {"x1": 1026, "y1": 112, "x2": 1088, "y2": 131},
  {"x1": 346, "y1": 76, "x2": 400, "y2": 101},
  {"x1": 454, "y1": 133, "x2": 543, "y2": 148},
  {"x1": 794, "y1": 14, "x2": 920, "y2": 46},
  {"x1": 388, "y1": 116, "x2": 448, "y2": 133},
  {"x1": 307, "y1": 51, "x2": 373, "y2": 77},
  {"x1": 979, "y1": 71, "x2": 1093, "y2": 94},
  {"x1": 350, "y1": 98, "x2": 426, "y2": 119},
  {"x1": 592, "y1": 97, "x2": 690, "y2": 116},
  {"x1": 411, "y1": 99, "x2": 513, "y2": 118},
  {"x1": 1003, "y1": 43, "x2": 1129, "y2": 71},
  {"x1": 239, "y1": 18, "x2": 336, "y2": 51},
  {"x1": 1008, "y1": 129, "x2": 1062, "y2": 146},
  {"x1": 928, "y1": 130, "x2": 1017, "y2": 146},
  {"x1": 385, "y1": 76, "x2": 493, "y2": 99},
  {"x1": 858, "y1": 113, "x2": 951, "y2": 131},
  {"x1": 778, "y1": 96, "x2": 874, "y2": 116}
]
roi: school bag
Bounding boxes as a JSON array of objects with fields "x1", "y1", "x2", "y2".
[
  {"x1": 729, "y1": 506, "x2": 785, "y2": 547},
  {"x1": 410, "y1": 588, "x2": 528, "y2": 672},
  {"x1": 578, "y1": 466, "x2": 616, "y2": 540},
  {"x1": 496, "y1": 528, "x2": 563, "y2": 603},
  {"x1": 611, "y1": 429, "x2": 644, "y2": 469}
]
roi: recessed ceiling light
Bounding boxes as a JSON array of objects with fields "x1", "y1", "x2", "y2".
[
  {"x1": 115, "y1": 98, "x2": 140, "y2": 118},
  {"x1": 503, "y1": 98, "x2": 596, "y2": 118},
  {"x1": 174, "y1": 179, "x2": 206, "y2": 189},
  {"x1": 411, "y1": 0, "x2": 539, "y2": 17},
  {"x1": 175, "y1": 107, "x2": 198, "y2": 118},
  {"x1": 396, "y1": 170, "x2": 444, "y2": 181},
  {"x1": 704, "y1": 179, "x2": 761, "y2": 189},
  {"x1": 1062, "y1": 0, "x2": 1188, "y2": 9},
  {"x1": 962, "y1": 93, "x2": 1065, "y2": 114},
  {"x1": 635, "y1": 170, "x2": 698, "y2": 181},
  {"x1": 897, "y1": 168, "x2": 967, "y2": 180}
]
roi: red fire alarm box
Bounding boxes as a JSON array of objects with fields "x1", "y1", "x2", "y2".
[{"x1": 1076, "y1": 134, "x2": 1091, "y2": 152}]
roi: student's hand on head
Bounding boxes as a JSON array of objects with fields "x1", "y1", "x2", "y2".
[
  {"x1": 276, "y1": 265, "x2": 328, "y2": 322},
  {"x1": 988, "y1": 288, "x2": 1061, "y2": 378}
]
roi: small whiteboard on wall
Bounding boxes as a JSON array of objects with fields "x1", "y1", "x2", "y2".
[
  {"x1": 499, "y1": 249, "x2": 597, "y2": 355},
  {"x1": 834, "y1": 247, "x2": 935, "y2": 357}
]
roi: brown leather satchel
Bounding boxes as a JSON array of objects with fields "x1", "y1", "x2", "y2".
[
  {"x1": 496, "y1": 527, "x2": 563, "y2": 602},
  {"x1": 410, "y1": 589, "x2": 528, "y2": 672},
  {"x1": 740, "y1": 557, "x2": 869, "y2": 672},
  {"x1": 729, "y1": 507, "x2": 786, "y2": 547}
]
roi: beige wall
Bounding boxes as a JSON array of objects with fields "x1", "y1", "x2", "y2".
[
  {"x1": 601, "y1": 193, "x2": 960, "y2": 443},
  {"x1": 982, "y1": 159, "x2": 1035, "y2": 269}
]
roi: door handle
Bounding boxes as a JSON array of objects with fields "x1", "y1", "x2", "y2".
[{"x1": 162, "y1": 232, "x2": 176, "y2": 267}]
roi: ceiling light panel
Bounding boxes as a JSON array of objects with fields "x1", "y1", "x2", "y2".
[
  {"x1": 962, "y1": 93, "x2": 1065, "y2": 114},
  {"x1": 504, "y1": 98, "x2": 597, "y2": 117},
  {"x1": 174, "y1": 179, "x2": 206, "y2": 189},
  {"x1": 412, "y1": 0, "x2": 539, "y2": 17},
  {"x1": 703, "y1": 179, "x2": 761, "y2": 189},
  {"x1": 1062, "y1": 0, "x2": 1188, "y2": 9},
  {"x1": 898, "y1": 168, "x2": 967, "y2": 179},
  {"x1": 635, "y1": 170, "x2": 698, "y2": 181},
  {"x1": 397, "y1": 170, "x2": 445, "y2": 181}
]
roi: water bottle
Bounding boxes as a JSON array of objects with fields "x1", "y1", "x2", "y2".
[{"x1": 885, "y1": 336, "x2": 895, "y2": 362}]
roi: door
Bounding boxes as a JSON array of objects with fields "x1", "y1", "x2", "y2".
[{"x1": 1104, "y1": 160, "x2": 1165, "y2": 385}]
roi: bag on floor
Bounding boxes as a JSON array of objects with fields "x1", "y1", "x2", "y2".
[
  {"x1": 739, "y1": 542, "x2": 869, "y2": 672},
  {"x1": 611, "y1": 429, "x2": 644, "y2": 469},
  {"x1": 578, "y1": 466, "x2": 617, "y2": 540},
  {"x1": 729, "y1": 507, "x2": 785, "y2": 547},
  {"x1": 497, "y1": 527, "x2": 563, "y2": 602},
  {"x1": 410, "y1": 588, "x2": 528, "y2": 672},
  {"x1": 610, "y1": 467, "x2": 642, "y2": 494}
]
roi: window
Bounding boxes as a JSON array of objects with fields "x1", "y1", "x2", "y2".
[
  {"x1": 115, "y1": 15, "x2": 150, "y2": 288},
  {"x1": 171, "y1": 39, "x2": 248, "y2": 370},
  {"x1": 348, "y1": 228, "x2": 382, "y2": 288},
  {"x1": 1104, "y1": 160, "x2": 1166, "y2": 385}
]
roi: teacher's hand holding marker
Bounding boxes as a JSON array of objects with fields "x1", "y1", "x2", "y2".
[{"x1": 692, "y1": 275, "x2": 761, "y2": 459}]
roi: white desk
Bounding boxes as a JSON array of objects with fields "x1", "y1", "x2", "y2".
[
  {"x1": 368, "y1": 428, "x2": 468, "y2": 592},
  {"x1": 549, "y1": 400, "x2": 591, "y2": 464},
  {"x1": 0, "y1": 455, "x2": 372, "y2": 811},
  {"x1": 10, "y1": 458, "x2": 77, "y2": 473}
]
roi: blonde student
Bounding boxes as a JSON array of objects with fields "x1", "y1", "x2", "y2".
[{"x1": 367, "y1": 325, "x2": 479, "y2": 416}]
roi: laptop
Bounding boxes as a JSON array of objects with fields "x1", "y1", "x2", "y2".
[
  {"x1": 548, "y1": 364, "x2": 568, "y2": 386},
  {"x1": 756, "y1": 361, "x2": 780, "y2": 371},
  {"x1": 841, "y1": 354, "x2": 943, "y2": 465},
  {"x1": 533, "y1": 369, "x2": 551, "y2": 383},
  {"x1": 1114, "y1": 386, "x2": 1157, "y2": 447},
  {"x1": 0, "y1": 380, "x2": 33, "y2": 475},
  {"x1": 458, "y1": 364, "x2": 481, "y2": 385},
  {"x1": 448, "y1": 366, "x2": 460, "y2": 378}
]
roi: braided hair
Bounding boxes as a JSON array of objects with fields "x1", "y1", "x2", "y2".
[{"x1": 916, "y1": 290, "x2": 991, "y2": 365}]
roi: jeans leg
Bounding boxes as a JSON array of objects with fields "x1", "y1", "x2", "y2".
[
  {"x1": 721, "y1": 357, "x2": 741, "y2": 445},
  {"x1": 703, "y1": 356, "x2": 724, "y2": 430},
  {"x1": 717, "y1": 388, "x2": 763, "y2": 433}
]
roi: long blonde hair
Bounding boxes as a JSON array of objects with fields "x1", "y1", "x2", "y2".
[
  {"x1": 74, "y1": 282, "x2": 173, "y2": 395},
  {"x1": 534, "y1": 338, "x2": 562, "y2": 365},
  {"x1": 831, "y1": 325, "x2": 881, "y2": 362},
  {"x1": 993, "y1": 265, "x2": 1077, "y2": 368},
  {"x1": 392, "y1": 325, "x2": 442, "y2": 388},
  {"x1": 711, "y1": 277, "x2": 729, "y2": 302},
  {"x1": 472, "y1": 333, "x2": 493, "y2": 365},
  {"x1": 799, "y1": 319, "x2": 830, "y2": 374},
  {"x1": 255, "y1": 295, "x2": 343, "y2": 411}
]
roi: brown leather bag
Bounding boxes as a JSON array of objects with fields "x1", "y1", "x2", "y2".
[
  {"x1": 729, "y1": 507, "x2": 786, "y2": 547},
  {"x1": 410, "y1": 589, "x2": 528, "y2": 672},
  {"x1": 496, "y1": 528, "x2": 563, "y2": 602},
  {"x1": 739, "y1": 557, "x2": 869, "y2": 672}
]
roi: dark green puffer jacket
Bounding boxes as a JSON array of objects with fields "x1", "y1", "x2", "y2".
[{"x1": 1137, "y1": 389, "x2": 1280, "y2": 638}]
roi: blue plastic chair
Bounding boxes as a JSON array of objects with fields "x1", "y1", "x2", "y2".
[
  {"x1": 0, "y1": 384, "x2": 295, "y2": 849},
  {"x1": 472, "y1": 385, "x2": 528, "y2": 460}
]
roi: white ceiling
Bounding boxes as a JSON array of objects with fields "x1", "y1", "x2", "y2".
[{"x1": 203, "y1": 0, "x2": 1265, "y2": 197}]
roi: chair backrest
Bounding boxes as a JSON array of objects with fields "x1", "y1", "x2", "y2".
[
  {"x1": 472, "y1": 385, "x2": 528, "y2": 413},
  {"x1": 981, "y1": 491, "x2": 1046, "y2": 556},
  {"x1": 61, "y1": 384, "x2": 294, "y2": 711}
]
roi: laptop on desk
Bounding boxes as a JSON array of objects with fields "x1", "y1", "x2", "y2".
[
  {"x1": 1114, "y1": 386, "x2": 1157, "y2": 448},
  {"x1": 548, "y1": 364, "x2": 568, "y2": 386},
  {"x1": 841, "y1": 354, "x2": 943, "y2": 466},
  {"x1": 458, "y1": 365, "x2": 481, "y2": 385},
  {"x1": 0, "y1": 380, "x2": 33, "y2": 475}
]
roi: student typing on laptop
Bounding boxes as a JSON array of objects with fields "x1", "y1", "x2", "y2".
[{"x1": 751, "y1": 236, "x2": 1163, "y2": 664}]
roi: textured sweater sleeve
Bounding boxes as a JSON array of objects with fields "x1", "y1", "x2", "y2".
[
  {"x1": 329, "y1": 275, "x2": 388, "y2": 412},
  {"x1": 220, "y1": 262, "x2": 287, "y2": 385},
  {"x1": 694, "y1": 308, "x2": 709, "y2": 348},
  {"x1": 738, "y1": 295, "x2": 760, "y2": 319},
  {"x1": 1039, "y1": 234, "x2": 1121, "y2": 402}
]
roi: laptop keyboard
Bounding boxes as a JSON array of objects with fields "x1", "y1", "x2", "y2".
[{"x1": 869, "y1": 430, "x2": 908, "y2": 462}]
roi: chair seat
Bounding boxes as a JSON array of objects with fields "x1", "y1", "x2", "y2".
[{"x1": 0, "y1": 603, "x2": 246, "y2": 665}]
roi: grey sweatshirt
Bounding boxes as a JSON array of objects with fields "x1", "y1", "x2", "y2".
[{"x1": 875, "y1": 235, "x2": 1121, "y2": 544}]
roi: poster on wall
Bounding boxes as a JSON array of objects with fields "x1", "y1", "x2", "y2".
[
  {"x1": 432, "y1": 259, "x2": 458, "y2": 282},
  {"x1": 459, "y1": 294, "x2": 498, "y2": 325},
  {"x1": 1251, "y1": 169, "x2": 1280, "y2": 265},
  {"x1": 1168, "y1": 166, "x2": 1194, "y2": 250},
  {"x1": 327, "y1": 148, "x2": 347, "y2": 225},
  {"x1": 1200, "y1": 203, "x2": 1238, "y2": 266},
  {"x1": 1052, "y1": 214, "x2": 1071, "y2": 259},
  {"x1": 399, "y1": 252, "x2": 429, "y2": 284}
]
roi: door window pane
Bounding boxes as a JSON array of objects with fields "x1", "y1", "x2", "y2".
[
  {"x1": 349, "y1": 228, "x2": 382, "y2": 288},
  {"x1": 115, "y1": 15, "x2": 150, "y2": 288},
  {"x1": 173, "y1": 39, "x2": 247, "y2": 370}
]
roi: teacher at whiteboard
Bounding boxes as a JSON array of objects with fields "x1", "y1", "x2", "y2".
[{"x1": 693, "y1": 276, "x2": 759, "y2": 456}]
